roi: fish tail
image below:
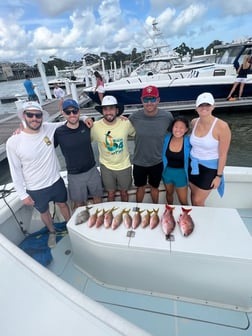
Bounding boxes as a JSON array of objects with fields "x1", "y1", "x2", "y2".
[
  {"x1": 181, "y1": 207, "x2": 192, "y2": 214},
  {"x1": 165, "y1": 204, "x2": 175, "y2": 211}
]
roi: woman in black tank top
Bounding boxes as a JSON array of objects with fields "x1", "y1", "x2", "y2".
[{"x1": 227, "y1": 54, "x2": 252, "y2": 100}]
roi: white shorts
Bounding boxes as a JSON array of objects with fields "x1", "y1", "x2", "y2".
[
  {"x1": 236, "y1": 77, "x2": 247, "y2": 83},
  {"x1": 96, "y1": 85, "x2": 105, "y2": 93}
]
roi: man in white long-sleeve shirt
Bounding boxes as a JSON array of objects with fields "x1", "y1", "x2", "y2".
[
  {"x1": 53, "y1": 83, "x2": 65, "y2": 111},
  {"x1": 6, "y1": 101, "x2": 70, "y2": 248}
]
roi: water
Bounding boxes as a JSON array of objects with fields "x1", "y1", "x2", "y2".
[
  {"x1": 0, "y1": 77, "x2": 55, "y2": 116},
  {"x1": 0, "y1": 79, "x2": 252, "y2": 185}
]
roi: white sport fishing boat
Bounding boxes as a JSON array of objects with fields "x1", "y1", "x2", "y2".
[
  {"x1": 84, "y1": 39, "x2": 252, "y2": 105},
  {"x1": 0, "y1": 166, "x2": 252, "y2": 335}
]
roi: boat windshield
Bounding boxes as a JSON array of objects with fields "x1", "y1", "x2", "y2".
[
  {"x1": 216, "y1": 43, "x2": 252, "y2": 65},
  {"x1": 217, "y1": 46, "x2": 244, "y2": 64}
]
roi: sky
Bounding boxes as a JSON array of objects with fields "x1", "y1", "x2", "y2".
[{"x1": 0, "y1": 0, "x2": 252, "y2": 65}]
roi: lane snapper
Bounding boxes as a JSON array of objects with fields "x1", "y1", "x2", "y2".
[
  {"x1": 104, "y1": 207, "x2": 118, "y2": 229},
  {"x1": 111, "y1": 209, "x2": 128, "y2": 230},
  {"x1": 88, "y1": 208, "x2": 101, "y2": 228},
  {"x1": 95, "y1": 209, "x2": 106, "y2": 228},
  {"x1": 150, "y1": 208, "x2": 160, "y2": 229},
  {"x1": 161, "y1": 204, "x2": 176, "y2": 237},
  {"x1": 178, "y1": 207, "x2": 195, "y2": 237},
  {"x1": 75, "y1": 206, "x2": 92, "y2": 225},
  {"x1": 123, "y1": 209, "x2": 132, "y2": 229},
  {"x1": 132, "y1": 209, "x2": 144, "y2": 229},
  {"x1": 141, "y1": 209, "x2": 153, "y2": 228}
]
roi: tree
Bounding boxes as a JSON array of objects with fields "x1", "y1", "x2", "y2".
[
  {"x1": 206, "y1": 40, "x2": 223, "y2": 54},
  {"x1": 174, "y1": 43, "x2": 191, "y2": 57},
  {"x1": 44, "y1": 58, "x2": 72, "y2": 76}
]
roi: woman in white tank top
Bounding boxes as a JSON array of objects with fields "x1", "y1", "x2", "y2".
[{"x1": 189, "y1": 92, "x2": 231, "y2": 206}]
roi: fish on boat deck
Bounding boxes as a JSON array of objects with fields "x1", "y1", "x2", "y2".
[
  {"x1": 161, "y1": 204, "x2": 176, "y2": 238},
  {"x1": 132, "y1": 209, "x2": 144, "y2": 229},
  {"x1": 104, "y1": 207, "x2": 118, "y2": 229},
  {"x1": 123, "y1": 209, "x2": 132, "y2": 229},
  {"x1": 150, "y1": 208, "x2": 159, "y2": 229},
  {"x1": 111, "y1": 209, "x2": 127, "y2": 230},
  {"x1": 141, "y1": 209, "x2": 153, "y2": 228},
  {"x1": 75, "y1": 206, "x2": 92, "y2": 225},
  {"x1": 177, "y1": 207, "x2": 195, "y2": 237},
  {"x1": 88, "y1": 209, "x2": 101, "y2": 228},
  {"x1": 95, "y1": 209, "x2": 106, "y2": 228}
]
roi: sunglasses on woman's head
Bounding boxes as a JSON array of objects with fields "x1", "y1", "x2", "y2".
[{"x1": 63, "y1": 108, "x2": 79, "y2": 115}]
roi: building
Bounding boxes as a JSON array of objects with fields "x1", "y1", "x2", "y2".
[{"x1": 0, "y1": 63, "x2": 14, "y2": 81}]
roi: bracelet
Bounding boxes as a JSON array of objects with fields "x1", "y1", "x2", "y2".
[{"x1": 216, "y1": 174, "x2": 223, "y2": 178}]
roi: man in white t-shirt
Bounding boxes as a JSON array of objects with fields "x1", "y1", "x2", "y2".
[{"x1": 53, "y1": 83, "x2": 65, "y2": 111}]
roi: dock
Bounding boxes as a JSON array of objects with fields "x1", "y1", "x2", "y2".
[{"x1": 1, "y1": 96, "x2": 252, "y2": 162}]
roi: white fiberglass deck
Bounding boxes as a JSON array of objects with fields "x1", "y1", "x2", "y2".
[{"x1": 48, "y1": 206, "x2": 252, "y2": 336}]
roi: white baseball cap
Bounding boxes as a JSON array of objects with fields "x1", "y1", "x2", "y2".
[
  {"x1": 17, "y1": 101, "x2": 49, "y2": 121},
  {"x1": 196, "y1": 92, "x2": 215, "y2": 107}
]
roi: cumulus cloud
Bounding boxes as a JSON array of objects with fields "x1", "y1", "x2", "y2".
[
  {"x1": 172, "y1": 3, "x2": 206, "y2": 33},
  {"x1": 1, "y1": 0, "x2": 252, "y2": 63}
]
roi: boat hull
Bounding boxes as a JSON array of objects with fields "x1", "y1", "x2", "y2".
[{"x1": 85, "y1": 75, "x2": 252, "y2": 105}]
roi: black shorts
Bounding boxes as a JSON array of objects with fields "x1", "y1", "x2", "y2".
[
  {"x1": 189, "y1": 163, "x2": 217, "y2": 190},
  {"x1": 26, "y1": 177, "x2": 68, "y2": 213},
  {"x1": 133, "y1": 162, "x2": 163, "y2": 188}
]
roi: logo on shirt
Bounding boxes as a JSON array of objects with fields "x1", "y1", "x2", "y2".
[
  {"x1": 103, "y1": 131, "x2": 123, "y2": 154},
  {"x1": 44, "y1": 136, "x2": 52, "y2": 146}
]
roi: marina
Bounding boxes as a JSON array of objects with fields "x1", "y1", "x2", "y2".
[
  {"x1": 1, "y1": 96, "x2": 252, "y2": 163},
  {"x1": 84, "y1": 39, "x2": 252, "y2": 105},
  {"x1": 0, "y1": 94, "x2": 252, "y2": 185},
  {"x1": 1, "y1": 55, "x2": 252, "y2": 336},
  {"x1": 1, "y1": 0, "x2": 252, "y2": 333}
]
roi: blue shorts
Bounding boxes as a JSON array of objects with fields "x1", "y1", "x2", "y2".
[
  {"x1": 26, "y1": 177, "x2": 68, "y2": 213},
  {"x1": 162, "y1": 167, "x2": 187, "y2": 188}
]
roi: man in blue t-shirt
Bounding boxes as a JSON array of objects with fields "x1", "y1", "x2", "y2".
[{"x1": 23, "y1": 74, "x2": 39, "y2": 102}]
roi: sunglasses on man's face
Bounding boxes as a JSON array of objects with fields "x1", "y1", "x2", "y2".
[
  {"x1": 63, "y1": 108, "x2": 79, "y2": 115},
  {"x1": 142, "y1": 97, "x2": 157, "y2": 103},
  {"x1": 24, "y1": 112, "x2": 43, "y2": 119}
]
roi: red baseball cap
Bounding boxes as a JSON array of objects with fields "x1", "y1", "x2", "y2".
[{"x1": 141, "y1": 85, "x2": 159, "y2": 98}]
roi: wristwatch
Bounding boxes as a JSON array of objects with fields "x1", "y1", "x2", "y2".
[{"x1": 216, "y1": 174, "x2": 223, "y2": 178}]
